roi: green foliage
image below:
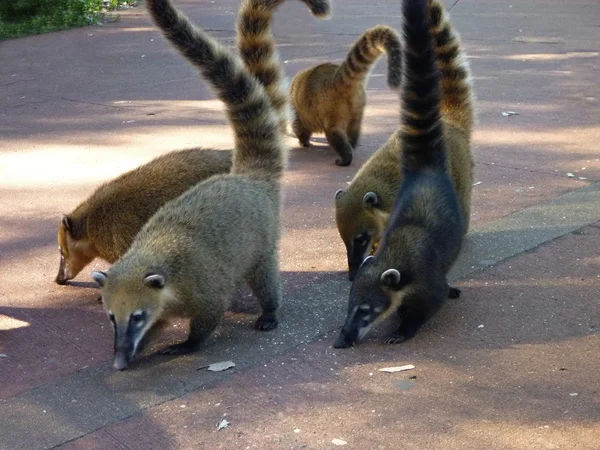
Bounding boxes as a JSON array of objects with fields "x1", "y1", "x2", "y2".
[{"x1": 0, "y1": 0, "x2": 134, "y2": 40}]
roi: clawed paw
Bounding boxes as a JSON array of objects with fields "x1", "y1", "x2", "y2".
[{"x1": 254, "y1": 314, "x2": 278, "y2": 331}]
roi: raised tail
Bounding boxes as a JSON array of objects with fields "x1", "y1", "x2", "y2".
[
  {"x1": 428, "y1": 0, "x2": 474, "y2": 131},
  {"x1": 400, "y1": 0, "x2": 446, "y2": 172},
  {"x1": 335, "y1": 25, "x2": 402, "y2": 89},
  {"x1": 147, "y1": 0, "x2": 283, "y2": 179},
  {"x1": 236, "y1": 0, "x2": 331, "y2": 134}
]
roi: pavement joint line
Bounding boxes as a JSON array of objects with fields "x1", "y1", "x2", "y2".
[
  {"x1": 449, "y1": 0, "x2": 462, "y2": 10},
  {"x1": 474, "y1": 160, "x2": 598, "y2": 181},
  {"x1": 2, "y1": 182, "x2": 599, "y2": 449}
]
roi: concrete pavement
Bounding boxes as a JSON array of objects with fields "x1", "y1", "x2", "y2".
[{"x1": 1, "y1": 0, "x2": 599, "y2": 449}]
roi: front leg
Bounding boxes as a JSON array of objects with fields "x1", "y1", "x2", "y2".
[
  {"x1": 161, "y1": 313, "x2": 221, "y2": 355},
  {"x1": 325, "y1": 129, "x2": 353, "y2": 166}
]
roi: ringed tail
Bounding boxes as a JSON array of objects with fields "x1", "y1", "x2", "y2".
[
  {"x1": 428, "y1": 0, "x2": 474, "y2": 131},
  {"x1": 335, "y1": 25, "x2": 402, "y2": 89},
  {"x1": 236, "y1": 0, "x2": 331, "y2": 133},
  {"x1": 146, "y1": 0, "x2": 283, "y2": 179},
  {"x1": 400, "y1": 0, "x2": 446, "y2": 172}
]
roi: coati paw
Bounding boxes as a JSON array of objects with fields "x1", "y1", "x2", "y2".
[
  {"x1": 384, "y1": 333, "x2": 409, "y2": 345},
  {"x1": 299, "y1": 140, "x2": 311, "y2": 148},
  {"x1": 160, "y1": 342, "x2": 199, "y2": 355},
  {"x1": 335, "y1": 157, "x2": 352, "y2": 167},
  {"x1": 254, "y1": 314, "x2": 278, "y2": 331},
  {"x1": 448, "y1": 287, "x2": 461, "y2": 299}
]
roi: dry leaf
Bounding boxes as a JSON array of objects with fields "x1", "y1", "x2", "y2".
[
  {"x1": 378, "y1": 364, "x2": 415, "y2": 373},
  {"x1": 332, "y1": 438, "x2": 347, "y2": 446},
  {"x1": 207, "y1": 361, "x2": 236, "y2": 372},
  {"x1": 217, "y1": 419, "x2": 229, "y2": 430}
]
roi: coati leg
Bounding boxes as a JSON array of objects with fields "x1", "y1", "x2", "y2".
[
  {"x1": 326, "y1": 129, "x2": 353, "y2": 166},
  {"x1": 247, "y1": 254, "x2": 280, "y2": 331},
  {"x1": 161, "y1": 310, "x2": 223, "y2": 355},
  {"x1": 385, "y1": 295, "x2": 441, "y2": 344},
  {"x1": 347, "y1": 112, "x2": 364, "y2": 149},
  {"x1": 293, "y1": 117, "x2": 312, "y2": 147}
]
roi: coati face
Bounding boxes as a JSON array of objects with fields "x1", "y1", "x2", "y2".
[
  {"x1": 334, "y1": 190, "x2": 388, "y2": 281},
  {"x1": 55, "y1": 216, "x2": 95, "y2": 285},
  {"x1": 333, "y1": 256, "x2": 408, "y2": 348},
  {"x1": 93, "y1": 270, "x2": 168, "y2": 370}
]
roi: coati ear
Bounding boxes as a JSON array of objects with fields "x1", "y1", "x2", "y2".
[
  {"x1": 62, "y1": 215, "x2": 72, "y2": 232},
  {"x1": 380, "y1": 269, "x2": 402, "y2": 290},
  {"x1": 143, "y1": 273, "x2": 165, "y2": 289},
  {"x1": 334, "y1": 189, "x2": 344, "y2": 201},
  {"x1": 92, "y1": 271, "x2": 108, "y2": 287},
  {"x1": 362, "y1": 192, "x2": 380, "y2": 208},
  {"x1": 360, "y1": 255, "x2": 374, "y2": 268}
]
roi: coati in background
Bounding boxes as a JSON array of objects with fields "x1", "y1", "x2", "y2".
[
  {"x1": 335, "y1": 0, "x2": 474, "y2": 280},
  {"x1": 55, "y1": 149, "x2": 232, "y2": 285},
  {"x1": 334, "y1": 0, "x2": 465, "y2": 349},
  {"x1": 56, "y1": 0, "x2": 328, "y2": 286},
  {"x1": 290, "y1": 25, "x2": 402, "y2": 166},
  {"x1": 93, "y1": 0, "x2": 331, "y2": 370},
  {"x1": 237, "y1": 0, "x2": 330, "y2": 134}
]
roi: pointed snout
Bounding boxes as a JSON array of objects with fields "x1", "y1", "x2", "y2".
[
  {"x1": 55, "y1": 255, "x2": 69, "y2": 285},
  {"x1": 112, "y1": 351, "x2": 130, "y2": 371},
  {"x1": 333, "y1": 326, "x2": 358, "y2": 348}
]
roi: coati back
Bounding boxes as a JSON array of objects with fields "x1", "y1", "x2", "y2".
[
  {"x1": 335, "y1": 0, "x2": 474, "y2": 280},
  {"x1": 56, "y1": 0, "x2": 328, "y2": 286},
  {"x1": 334, "y1": 0, "x2": 465, "y2": 349},
  {"x1": 55, "y1": 149, "x2": 232, "y2": 285},
  {"x1": 93, "y1": 0, "x2": 330, "y2": 370},
  {"x1": 290, "y1": 25, "x2": 402, "y2": 166},
  {"x1": 237, "y1": 0, "x2": 330, "y2": 134}
]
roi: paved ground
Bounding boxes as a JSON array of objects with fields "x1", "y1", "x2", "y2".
[{"x1": 1, "y1": 0, "x2": 599, "y2": 449}]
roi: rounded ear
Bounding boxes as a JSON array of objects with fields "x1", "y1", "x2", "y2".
[
  {"x1": 360, "y1": 255, "x2": 374, "y2": 268},
  {"x1": 334, "y1": 189, "x2": 345, "y2": 201},
  {"x1": 92, "y1": 271, "x2": 108, "y2": 287},
  {"x1": 62, "y1": 215, "x2": 72, "y2": 232},
  {"x1": 380, "y1": 269, "x2": 401, "y2": 289},
  {"x1": 362, "y1": 192, "x2": 379, "y2": 208},
  {"x1": 143, "y1": 273, "x2": 165, "y2": 289}
]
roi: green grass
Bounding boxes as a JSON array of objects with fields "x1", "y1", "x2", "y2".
[{"x1": 0, "y1": 0, "x2": 135, "y2": 40}]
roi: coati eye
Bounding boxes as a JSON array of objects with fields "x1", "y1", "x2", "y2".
[{"x1": 130, "y1": 310, "x2": 146, "y2": 325}]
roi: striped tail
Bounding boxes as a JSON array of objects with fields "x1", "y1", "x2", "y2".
[
  {"x1": 146, "y1": 0, "x2": 283, "y2": 179},
  {"x1": 236, "y1": 0, "x2": 331, "y2": 134},
  {"x1": 428, "y1": 0, "x2": 474, "y2": 131},
  {"x1": 400, "y1": 0, "x2": 446, "y2": 172},
  {"x1": 335, "y1": 25, "x2": 403, "y2": 89}
]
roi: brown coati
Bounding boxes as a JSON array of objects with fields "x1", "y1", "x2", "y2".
[
  {"x1": 93, "y1": 0, "x2": 331, "y2": 371},
  {"x1": 334, "y1": 0, "x2": 465, "y2": 348},
  {"x1": 237, "y1": 0, "x2": 330, "y2": 134},
  {"x1": 289, "y1": 25, "x2": 402, "y2": 166},
  {"x1": 55, "y1": 0, "x2": 328, "y2": 286},
  {"x1": 55, "y1": 149, "x2": 232, "y2": 285},
  {"x1": 335, "y1": 0, "x2": 474, "y2": 280}
]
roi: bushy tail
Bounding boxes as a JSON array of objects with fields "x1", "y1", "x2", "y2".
[
  {"x1": 428, "y1": 0, "x2": 474, "y2": 131},
  {"x1": 236, "y1": 0, "x2": 331, "y2": 134},
  {"x1": 147, "y1": 0, "x2": 283, "y2": 179},
  {"x1": 400, "y1": 0, "x2": 446, "y2": 172},
  {"x1": 335, "y1": 25, "x2": 402, "y2": 89}
]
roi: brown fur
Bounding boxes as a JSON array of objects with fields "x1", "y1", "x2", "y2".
[
  {"x1": 290, "y1": 25, "x2": 402, "y2": 166},
  {"x1": 55, "y1": 149, "x2": 232, "y2": 284},
  {"x1": 334, "y1": 0, "x2": 474, "y2": 280}
]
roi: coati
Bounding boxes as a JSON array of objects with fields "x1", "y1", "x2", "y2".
[
  {"x1": 335, "y1": 0, "x2": 474, "y2": 280},
  {"x1": 290, "y1": 25, "x2": 402, "y2": 166},
  {"x1": 237, "y1": 0, "x2": 330, "y2": 134},
  {"x1": 55, "y1": 149, "x2": 232, "y2": 285},
  {"x1": 334, "y1": 0, "x2": 465, "y2": 348},
  {"x1": 92, "y1": 0, "x2": 331, "y2": 370},
  {"x1": 56, "y1": 0, "x2": 328, "y2": 286}
]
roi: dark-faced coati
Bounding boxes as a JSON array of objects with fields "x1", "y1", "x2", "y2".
[
  {"x1": 290, "y1": 25, "x2": 402, "y2": 166},
  {"x1": 335, "y1": 0, "x2": 474, "y2": 280},
  {"x1": 237, "y1": 0, "x2": 330, "y2": 134},
  {"x1": 56, "y1": 0, "x2": 328, "y2": 286},
  {"x1": 334, "y1": 0, "x2": 465, "y2": 349},
  {"x1": 55, "y1": 149, "x2": 232, "y2": 285},
  {"x1": 93, "y1": 0, "x2": 331, "y2": 371}
]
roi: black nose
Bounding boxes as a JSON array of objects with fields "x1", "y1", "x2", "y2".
[{"x1": 333, "y1": 331, "x2": 355, "y2": 349}]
